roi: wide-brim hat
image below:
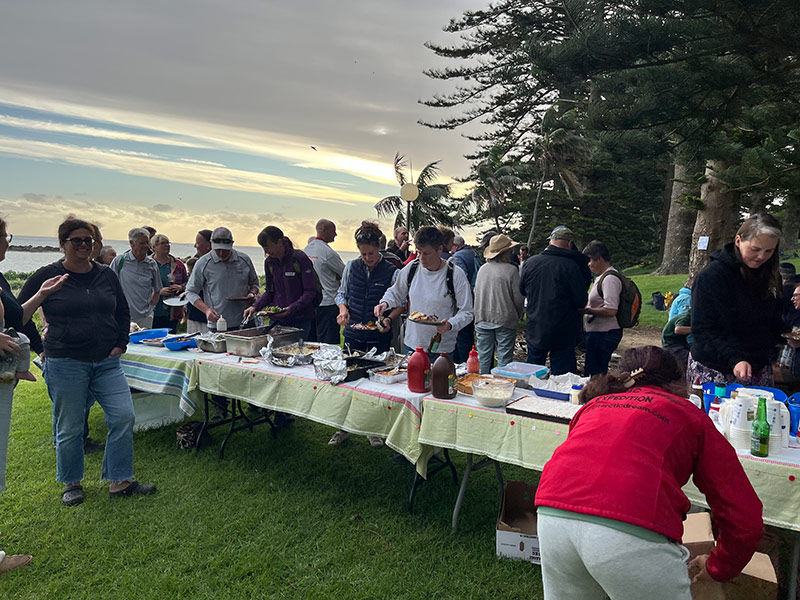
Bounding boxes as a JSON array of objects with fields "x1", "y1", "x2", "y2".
[{"x1": 484, "y1": 234, "x2": 520, "y2": 260}]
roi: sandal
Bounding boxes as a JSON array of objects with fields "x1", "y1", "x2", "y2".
[
  {"x1": 61, "y1": 484, "x2": 84, "y2": 507},
  {"x1": 109, "y1": 481, "x2": 157, "y2": 498},
  {"x1": 0, "y1": 554, "x2": 33, "y2": 575},
  {"x1": 328, "y1": 430, "x2": 349, "y2": 445}
]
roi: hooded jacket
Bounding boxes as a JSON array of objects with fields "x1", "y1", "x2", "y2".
[{"x1": 690, "y1": 243, "x2": 785, "y2": 373}]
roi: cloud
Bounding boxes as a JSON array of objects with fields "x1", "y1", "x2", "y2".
[
  {"x1": 179, "y1": 158, "x2": 226, "y2": 168},
  {"x1": 0, "y1": 135, "x2": 380, "y2": 206},
  {"x1": 151, "y1": 203, "x2": 172, "y2": 212}
]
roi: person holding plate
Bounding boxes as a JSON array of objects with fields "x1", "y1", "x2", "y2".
[{"x1": 150, "y1": 233, "x2": 187, "y2": 333}]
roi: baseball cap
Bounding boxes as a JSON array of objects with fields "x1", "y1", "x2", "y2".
[
  {"x1": 547, "y1": 225, "x2": 576, "y2": 242},
  {"x1": 211, "y1": 227, "x2": 234, "y2": 250}
]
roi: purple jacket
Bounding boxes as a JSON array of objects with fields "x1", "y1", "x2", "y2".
[{"x1": 254, "y1": 239, "x2": 316, "y2": 322}]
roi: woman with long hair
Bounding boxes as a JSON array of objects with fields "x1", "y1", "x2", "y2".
[
  {"x1": 688, "y1": 213, "x2": 785, "y2": 385},
  {"x1": 535, "y1": 346, "x2": 763, "y2": 599}
]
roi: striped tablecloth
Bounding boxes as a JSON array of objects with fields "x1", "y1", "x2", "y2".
[{"x1": 196, "y1": 353, "x2": 427, "y2": 463}]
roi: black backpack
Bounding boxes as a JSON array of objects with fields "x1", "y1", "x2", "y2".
[
  {"x1": 266, "y1": 251, "x2": 323, "y2": 310},
  {"x1": 407, "y1": 258, "x2": 457, "y2": 312}
]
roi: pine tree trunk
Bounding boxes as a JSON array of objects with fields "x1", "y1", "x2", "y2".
[
  {"x1": 654, "y1": 163, "x2": 697, "y2": 275},
  {"x1": 781, "y1": 194, "x2": 800, "y2": 255},
  {"x1": 688, "y1": 161, "x2": 739, "y2": 279}
]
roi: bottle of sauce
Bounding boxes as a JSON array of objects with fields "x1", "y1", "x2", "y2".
[
  {"x1": 466, "y1": 346, "x2": 480, "y2": 373},
  {"x1": 432, "y1": 353, "x2": 457, "y2": 399},
  {"x1": 407, "y1": 347, "x2": 431, "y2": 393},
  {"x1": 216, "y1": 315, "x2": 228, "y2": 332},
  {"x1": 750, "y1": 396, "x2": 770, "y2": 457},
  {"x1": 570, "y1": 385, "x2": 582, "y2": 405},
  {"x1": 427, "y1": 331, "x2": 442, "y2": 354}
]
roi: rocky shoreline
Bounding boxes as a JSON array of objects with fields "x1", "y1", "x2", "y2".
[{"x1": 9, "y1": 245, "x2": 60, "y2": 253}]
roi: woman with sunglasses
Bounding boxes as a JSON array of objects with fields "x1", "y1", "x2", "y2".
[
  {"x1": 0, "y1": 218, "x2": 65, "y2": 573},
  {"x1": 19, "y1": 218, "x2": 157, "y2": 506}
]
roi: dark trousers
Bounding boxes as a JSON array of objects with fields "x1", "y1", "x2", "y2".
[
  {"x1": 314, "y1": 305, "x2": 341, "y2": 345},
  {"x1": 584, "y1": 329, "x2": 623, "y2": 376},
  {"x1": 453, "y1": 320, "x2": 474, "y2": 364},
  {"x1": 152, "y1": 315, "x2": 179, "y2": 333},
  {"x1": 527, "y1": 346, "x2": 577, "y2": 376}
]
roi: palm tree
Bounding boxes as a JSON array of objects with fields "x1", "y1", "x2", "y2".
[
  {"x1": 461, "y1": 153, "x2": 527, "y2": 232},
  {"x1": 374, "y1": 153, "x2": 457, "y2": 231}
]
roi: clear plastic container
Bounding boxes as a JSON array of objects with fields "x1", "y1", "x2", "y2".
[
  {"x1": 472, "y1": 378, "x2": 516, "y2": 408},
  {"x1": 491, "y1": 362, "x2": 549, "y2": 389}
]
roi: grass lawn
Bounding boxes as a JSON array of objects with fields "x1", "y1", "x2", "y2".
[{"x1": 0, "y1": 377, "x2": 544, "y2": 599}]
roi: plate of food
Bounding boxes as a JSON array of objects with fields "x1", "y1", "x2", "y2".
[
  {"x1": 408, "y1": 311, "x2": 446, "y2": 326},
  {"x1": 350, "y1": 321, "x2": 380, "y2": 331},
  {"x1": 141, "y1": 337, "x2": 166, "y2": 347},
  {"x1": 258, "y1": 306, "x2": 284, "y2": 315}
]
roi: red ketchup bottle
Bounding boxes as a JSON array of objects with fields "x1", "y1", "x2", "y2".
[
  {"x1": 407, "y1": 347, "x2": 432, "y2": 393},
  {"x1": 466, "y1": 346, "x2": 480, "y2": 374}
]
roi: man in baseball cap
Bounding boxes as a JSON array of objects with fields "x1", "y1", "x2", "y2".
[
  {"x1": 210, "y1": 226, "x2": 234, "y2": 250},
  {"x1": 547, "y1": 225, "x2": 576, "y2": 242}
]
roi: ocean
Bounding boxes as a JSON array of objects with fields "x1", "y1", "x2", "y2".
[{"x1": 5, "y1": 235, "x2": 361, "y2": 276}]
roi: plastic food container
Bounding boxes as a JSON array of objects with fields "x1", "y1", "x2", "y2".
[
  {"x1": 471, "y1": 378, "x2": 516, "y2": 408},
  {"x1": 130, "y1": 328, "x2": 171, "y2": 344},
  {"x1": 163, "y1": 338, "x2": 197, "y2": 351},
  {"x1": 491, "y1": 362, "x2": 548, "y2": 389}
]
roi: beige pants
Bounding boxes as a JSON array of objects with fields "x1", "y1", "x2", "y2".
[
  {"x1": 186, "y1": 320, "x2": 209, "y2": 334},
  {"x1": 132, "y1": 313, "x2": 154, "y2": 329}
]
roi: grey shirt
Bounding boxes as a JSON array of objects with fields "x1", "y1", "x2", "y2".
[
  {"x1": 185, "y1": 250, "x2": 259, "y2": 329},
  {"x1": 110, "y1": 250, "x2": 162, "y2": 319}
]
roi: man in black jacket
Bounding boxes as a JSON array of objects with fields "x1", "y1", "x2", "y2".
[{"x1": 519, "y1": 226, "x2": 590, "y2": 375}]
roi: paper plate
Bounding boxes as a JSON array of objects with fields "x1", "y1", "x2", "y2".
[{"x1": 163, "y1": 296, "x2": 188, "y2": 307}]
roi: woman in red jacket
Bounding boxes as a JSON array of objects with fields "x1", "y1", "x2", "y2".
[{"x1": 535, "y1": 346, "x2": 762, "y2": 599}]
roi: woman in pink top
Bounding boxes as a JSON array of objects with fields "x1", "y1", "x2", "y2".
[{"x1": 583, "y1": 240, "x2": 622, "y2": 375}]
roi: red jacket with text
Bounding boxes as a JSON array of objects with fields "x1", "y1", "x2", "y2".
[{"x1": 535, "y1": 385, "x2": 763, "y2": 582}]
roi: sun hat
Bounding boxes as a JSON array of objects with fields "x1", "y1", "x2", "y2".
[
  {"x1": 211, "y1": 227, "x2": 234, "y2": 250},
  {"x1": 484, "y1": 234, "x2": 520, "y2": 260},
  {"x1": 547, "y1": 225, "x2": 576, "y2": 242}
]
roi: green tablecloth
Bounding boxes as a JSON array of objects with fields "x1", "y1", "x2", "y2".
[
  {"x1": 417, "y1": 394, "x2": 800, "y2": 532},
  {"x1": 197, "y1": 354, "x2": 426, "y2": 463},
  {"x1": 121, "y1": 345, "x2": 204, "y2": 416}
]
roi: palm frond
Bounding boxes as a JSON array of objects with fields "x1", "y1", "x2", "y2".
[
  {"x1": 374, "y1": 195, "x2": 403, "y2": 218},
  {"x1": 393, "y1": 153, "x2": 407, "y2": 186}
]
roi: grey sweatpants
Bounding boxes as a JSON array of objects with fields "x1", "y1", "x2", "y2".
[{"x1": 537, "y1": 513, "x2": 692, "y2": 600}]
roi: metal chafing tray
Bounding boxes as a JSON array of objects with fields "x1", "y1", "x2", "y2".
[{"x1": 223, "y1": 326, "x2": 301, "y2": 357}]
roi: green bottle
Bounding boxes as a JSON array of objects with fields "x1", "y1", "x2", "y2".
[{"x1": 750, "y1": 397, "x2": 770, "y2": 457}]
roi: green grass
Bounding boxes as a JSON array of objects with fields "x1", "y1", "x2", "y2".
[
  {"x1": 0, "y1": 378, "x2": 543, "y2": 599},
  {"x1": 629, "y1": 272, "x2": 688, "y2": 328}
]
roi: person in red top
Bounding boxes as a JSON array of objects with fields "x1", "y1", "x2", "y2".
[{"x1": 535, "y1": 345, "x2": 763, "y2": 600}]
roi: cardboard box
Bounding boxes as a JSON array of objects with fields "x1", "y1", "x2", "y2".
[
  {"x1": 720, "y1": 552, "x2": 777, "y2": 600},
  {"x1": 496, "y1": 480, "x2": 540, "y2": 564},
  {"x1": 683, "y1": 512, "x2": 716, "y2": 558}
]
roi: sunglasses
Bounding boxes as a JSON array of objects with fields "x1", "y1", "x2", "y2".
[
  {"x1": 211, "y1": 238, "x2": 232, "y2": 244},
  {"x1": 66, "y1": 237, "x2": 95, "y2": 247}
]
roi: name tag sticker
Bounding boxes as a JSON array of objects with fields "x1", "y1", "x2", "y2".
[{"x1": 285, "y1": 271, "x2": 296, "y2": 277}]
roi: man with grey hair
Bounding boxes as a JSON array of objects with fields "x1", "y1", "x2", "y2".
[
  {"x1": 97, "y1": 245, "x2": 117, "y2": 266},
  {"x1": 386, "y1": 226, "x2": 410, "y2": 262},
  {"x1": 303, "y1": 219, "x2": 345, "y2": 344},
  {"x1": 110, "y1": 227, "x2": 163, "y2": 329},
  {"x1": 519, "y1": 225, "x2": 591, "y2": 375}
]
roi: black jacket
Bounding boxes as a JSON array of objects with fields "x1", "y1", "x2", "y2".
[
  {"x1": 0, "y1": 273, "x2": 43, "y2": 354},
  {"x1": 519, "y1": 245, "x2": 590, "y2": 350},
  {"x1": 690, "y1": 243, "x2": 785, "y2": 373},
  {"x1": 19, "y1": 261, "x2": 130, "y2": 361}
]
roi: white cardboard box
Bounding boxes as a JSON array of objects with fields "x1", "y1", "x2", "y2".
[{"x1": 496, "y1": 480, "x2": 541, "y2": 564}]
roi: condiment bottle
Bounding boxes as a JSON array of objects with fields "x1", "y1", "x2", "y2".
[
  {"x1": 466, "y1": 346, "x2": 480, "y2": 373},
  {"x1": 407, "y1": 347, "x2": 431, "y2": 393},
  {"x1": 427, "y1": 331, "x2": 442, "y2": 354},
  {"x1": 570, "y1": 385, "x2": 582, "y2": 405},
  {"x1": 751, "y1": 396, "x2": 770, "y2": 457},
  {"x1": 432, "y1": 353, "x2": 457, "y2": 399},
  {"x1": 216, "y1": 315, "x2": 228, "y2": 332}
]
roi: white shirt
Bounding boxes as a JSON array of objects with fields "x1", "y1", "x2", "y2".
[
  {"x1": 380, "y1": 259, "x2": 474, "y2": 354},
  {"x1": 303, "y1": 238, "x2": 345, "y2": 306},
  {"x1": 585, "y1": 267, "x2": 622, "y2": 332}
]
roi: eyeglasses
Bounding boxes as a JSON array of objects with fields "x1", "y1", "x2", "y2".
[
  {"x1": 211, "y1": 238, "x2": 232, "y2": 244},
  {"x1": 1, "y1": 233, "x2": 11, "y2": 243},
  {"x1": 66, "y1": 237, "x2": 95, "y2": 247},
  {"x1": 793, "y1": 293, "x2": 800, "y2": 298}
]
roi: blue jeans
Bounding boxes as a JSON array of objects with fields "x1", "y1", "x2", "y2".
[
  {"x1": 0, "y1": 382, "x2": 13, "y2": 493},
  {"x1": 44, "y1": 356, "x2": 135, "y2": 484},
  {"x1": 584, "y1": 329, "x2": 623, "y2": 376},
  {"x1": 527, "y1": 346, "x2": 577, "y2": 376},
  {"x1": 475, "y1": 324, "x2": 517, "y2": 374}
]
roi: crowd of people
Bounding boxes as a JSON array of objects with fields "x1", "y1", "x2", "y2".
[{"x1": 0, "y1": 213, "x2": 780, "y2": 594}]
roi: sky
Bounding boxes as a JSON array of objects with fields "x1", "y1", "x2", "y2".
[{"x1": 0, "y1": 0, "x2": 486, "y2": 252}]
